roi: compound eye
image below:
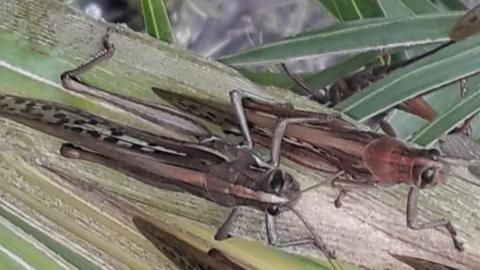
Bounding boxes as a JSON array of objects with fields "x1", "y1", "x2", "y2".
[
  {"x1": 267, "y1": 205, "x2": 279, "y2": 216},
  {"x1": 269, "y1": 170, "x2": 284, "y2": 195},
  {"x1": 427, "y1": 149, "x2": 441, "y2": 161},
  {"x1": 420, "y1": 167, "x2": 436, "y2": 188}
]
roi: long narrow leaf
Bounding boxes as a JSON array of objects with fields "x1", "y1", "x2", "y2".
[
  {"x1": 389, "y1": 0, "x2": 467, "y2": 137},
  {"x1": 140, "y1": 0, "x2": 174, "y2": 43},
  {"x1": 294, "y1": 0, "x2": 385, "y2": 93},
  {"x1": 377, "y1": 0, "x2": 415, "y2": 17},
  {"x1": 317, "y1": 0, "x2": 351, "y2": 20},
  {"x1": 317, "y1": 0, "x2": 383, "y2": 20},
  {"x1": 238, "y1": 68, "x2": 294, "y2": 89},
  {"x1": 289, "y1": 0, "x2": 449, "y2": 114},
  {"x1": 285, "y1": 0, "x2": 382, "y2": 94},
  {"x1": 220, "y1": 13, "x2": 460, "y2": 66},
  {"x1": 336, "y1": 35, "x2": 480, "y2": 121},
  {"x1": 0, "y1": 205, "x2": 101, "y2": 270},
  {"x1": 376, "y1": 0, "x2": 449, "y2": 137},
  {"x1": 0, "y1": 217, "x2": 66, "y2": 270},
  {"x1": 296, "y1": 51, "x2": 380, "y2": 92},
  {"x1": 400, "y1": 0, "x2": 440, "y2": 14},
  {"x1": 438, "y1": 0, "x2": 468, "y2": 11},
  {"x1": 132, "y1": 216, "x2": 364, "y2": 270},
  {"x1": 289, "y1": 1, "x2": 413, "y2": 94},
  {"x1": 353, "y1": 0, "x2": 384, "y2": 18},
  {"x1": 410, "y1": 74, "x2": 480, "y2": 146}
]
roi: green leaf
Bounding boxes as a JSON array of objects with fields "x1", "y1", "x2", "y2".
[
  {"x1": 296, "y1": 51, "x2": 380, "y2": 92},
  {"x1": 388, "y1": 80, "x2": 461, "y2": 139},
  {"x1": 399, "y1": 0, "x2": 440, "y2": 14},
  {"x1": 336, "y1": 35, "x2": 480, "y2": 121},
  {"x1": 0, "y1": 205, "x2": 101, "y2": 270},
  {"x1": 437, "y1": 0, "x2": 467, "y2": 11},
  {"x1": 237, "y1": 68, "x2": 295, "y2": 89},
  {"x1": 140, "y1": 0, "x2": 174, "y2": 43},
  {"x1": 384, "y1": 0, "x2": 463, "y2": 140},
  {"x1": 278, "y1": 0, "x2": 383, "y2": 95},
  {"x1": 317, "y1": 0, "x2": 383, "y2": 20},
  {"x1": 376, "y1": 0, "x2": 438, "y2": 62},
  {"x1": 0, "y1": 252, "x2": 24, "y2": 270},
  {"x1": 375, "y1": 0, "x2": 446, "y2": 138},
  {"x1": 240, "y1": 53, "x2": 381, "y2": 95},
  {"x1": 241, "y1": 0, "x2": 384, "y2": 94},
  {"x1": 220, "y1": 13, "x2": 460, "y2": 66},
  {"x1": 133, "y1": 216, "x2": 364, "y2": 270},
  {"x1": 409, "y1": 74, "x2": 480, "y2": 146},
  {"x1": 0, "y1": 214, "x2": 67, "y2": 270},
  {"x1": 240, "y1": 52, "x2": 381, "y2": 98},
  {"x1": 377, "y1": 0, "x2": 416, "y2": 17},
  {"x1": 317, "y1": 0, "x2": 353, "y2": 21},
  {"x1": 288, "y1": 1, "x2": 410, "y2": 95},
  {"x1": 292, "y1": 0, "x2": 385, "y2": 93}
]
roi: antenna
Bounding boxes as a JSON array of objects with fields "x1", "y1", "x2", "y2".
[
  {"x1": 299, "y1": 171, "x2": 345, "y2": 195},
  {"x1": 440, "y1": 157, "x2": 480, "y2": 187}
]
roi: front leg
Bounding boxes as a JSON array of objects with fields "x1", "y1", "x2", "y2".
[
  {"x1": 406, "y1": 187, "x2": 464, "y2": 251},
  {"x1": 265, "y1": 213, "x2": 337, "y2": 260},
  {"x1": 214, "y1": 207, "x2": 241, "y2": 241},
  {"x1": 331, "y1": 177, "x2": 377, "y2": 208},
  {"x1": 265, "y1": 213, "x2": 312, "y2": 247}
]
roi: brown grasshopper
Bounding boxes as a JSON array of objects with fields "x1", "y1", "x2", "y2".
[
  {"x1": 153, "y1": 86, "x2": 480, "y2": 252},
  {"x1": 0, "y1": 31, "x2": 340, "y2": 261}
]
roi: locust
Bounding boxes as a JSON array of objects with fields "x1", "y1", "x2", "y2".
[
  {"x1": 0, "y1": 30, "x2": 342, "y2": 262},
  {"x1": 153, "y1": 85, "x2": 480, "y2": 252}
]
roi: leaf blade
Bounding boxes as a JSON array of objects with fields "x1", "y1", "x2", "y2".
[
  {"x1": 220, "y1": 13, "x2": 460, "y2": 66},
  {"x1": 318, "y1": 0, "x2": 382, "y2": 20},
  {"x1": 438, "y1": 0, "x2": 467, "y2": 11},
  {"x1": 336, "y1": 35, "x2": 480, "y2": 121},
  {"x1": 140, "y1": 0, "x2": 174, "y2": 43},
  {"x1": 410, "y1": 74, "x2": 480, "y2": 146}
]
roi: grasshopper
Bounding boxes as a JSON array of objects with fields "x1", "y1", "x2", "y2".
[
  {"x1": 0, "y1": 31, "x2": 339, "y2": 261},
  {"x1": 153, "y1": 85, "x2": 480, "y2": 252}
]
